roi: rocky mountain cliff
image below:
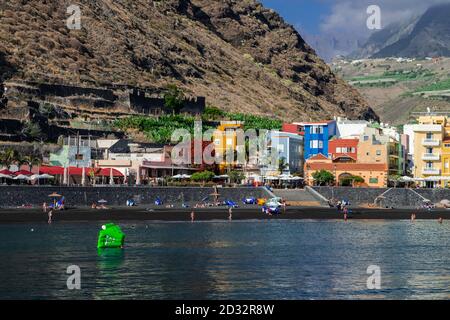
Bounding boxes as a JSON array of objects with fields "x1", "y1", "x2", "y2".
[
  {"x1": 355, "y1": 3, "x2": 450, "y2": 59},
  {"x1": 0, "y1": 0, "x2": 377, "y2": 122}
]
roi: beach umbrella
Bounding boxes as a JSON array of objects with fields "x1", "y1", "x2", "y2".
[
  {"x1": 13, "y1": 174, "x2": 31, "y2": 180},
  {"x1": 81, "y1": 167, "x2": 86, "y2": 186},
  {"x1": 30, "y1": 174, "x2": 54, "y2": 180},
  {"x1": 13, "y1": 170, "x2": 33, "y2": 176},
  {"x1": 48, "y1": 192, "x2": 62, "y2": 197},
  {"x1": 0, "y1": 169, "x2": 14, "y2": 175},
  {"x1": 48, "y1": 192, "x2": 62, "y2": 207}
]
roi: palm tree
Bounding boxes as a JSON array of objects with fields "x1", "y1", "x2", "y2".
[
  {"x1": 278, "y1": 157, "x2": 289, "y2": 174},
  {"x1": 0, "y1": 148, "x2": 21, "y2": 170},
  {"x1": 20, "y1": 155, "x2": 42, "y2": 172}
]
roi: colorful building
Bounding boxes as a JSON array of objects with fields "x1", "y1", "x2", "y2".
[
  {"x1": 411, "y1": 115, "x2": 449, "y2": 187},
  {"x1": 298, "y1": 120, "x2": 337, "y2": 160},
  {"x1": 282, "y1": 123, "x2": 304, "y2": 136},
  {"x1": 328, "y1": 139, "x2": 358, "y2": 162},
  {"x1": 213, "y1": 121, "x2": 245, "y2": 172},
  {"x1": 357, "y1": 126, "x2": 402, "y2": 176},
  {"x1": 49, "y1": 136, "x2": 92, "y2": 168},
  {"x1": 304, "y1": 154, "x2": 388, "y2": 188},
  {"x1": 335, "y1": 118, "x2": 369, "y2": 139},
  {"x1": 261, "y1": 131, "x2": 304, "y2": 176}
]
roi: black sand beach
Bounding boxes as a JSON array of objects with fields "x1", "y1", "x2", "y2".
[{"x1": 1, "y1": 206, "x2": 450, "y2": 223}]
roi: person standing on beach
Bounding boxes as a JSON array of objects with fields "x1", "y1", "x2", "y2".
[
  {"x1": 191, "y1": 210, "x2": 195, "y2": 222},
  {"x1": 48, "y1": 209, "x2": 53, "y2": 224},
  {"x1": 411, "y1": 213, "x2": 416, "y2": 222},
  {"x1": 343, "y1": 208, "x2": 348, "y2": 222},
  {"x1": 42, "y1": 202, "x2": 47, "y2": 213},
  {"x1": 439, "y1": 217, "x2": 443, "y2": 224},
  {"x1": 228, "y1": 207, "x2": 233, "y2": 221}
]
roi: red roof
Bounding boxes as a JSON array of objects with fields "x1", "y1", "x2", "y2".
[
  {"x1": 333, "y1": 154, "x2": 357, "y2": 161},
  {"x1": 308, "y1": 154, "x2": 330, "y2": 161}
]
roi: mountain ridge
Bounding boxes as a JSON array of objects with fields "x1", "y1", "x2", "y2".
[
  {"x1": 0, "y1": 0, "x2": 378, "y2": 123},
  {"x1": 353, "y1": 3, "x2": 450, "y2": 59}
]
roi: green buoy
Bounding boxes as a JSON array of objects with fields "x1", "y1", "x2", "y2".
[{"x1": 97, "y1": 223, "x2": 125, "y2": 249}]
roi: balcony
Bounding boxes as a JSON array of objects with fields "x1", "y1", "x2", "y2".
[
  {"x1": 422, "y1": 139, "x2": 440, "y2": 147},
  {"x1": 422, "y1": 168, "x2": 441, "y2": 175},
  {"x1": 422, "y1": 153, "x2": 441, "y2": 161}
]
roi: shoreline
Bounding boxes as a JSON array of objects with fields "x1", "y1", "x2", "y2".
[{"x1": 1, "y1": 206, "x2": 450, "y2": 223}]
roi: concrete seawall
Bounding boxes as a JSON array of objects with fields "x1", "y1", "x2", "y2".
[
  {"x1": 313, "y1": 187, "x2": 450, "y2": 209},
  {"x1": 0, "y1": 186, "x2": 270, "y2": 208}
]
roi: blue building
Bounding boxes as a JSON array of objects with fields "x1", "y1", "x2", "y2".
[{"x1": 297, "y1": 121, "x2": 337, "y2": 160}]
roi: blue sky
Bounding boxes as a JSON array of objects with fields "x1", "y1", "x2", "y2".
[
  {"x1": 260, "y1": 0, "x2": 450, "y2": 60},
  {"x1": 260, "y1": 0, "x2": 330, "y2": 34}
]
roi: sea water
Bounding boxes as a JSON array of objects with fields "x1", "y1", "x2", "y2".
[{"x1": 0, "y1": 220, "x2": 449, "y2": 299}]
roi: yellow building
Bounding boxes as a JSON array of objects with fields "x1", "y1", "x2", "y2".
[
  {"x1": 412, "y1": 115, "x2": 449, "y2": 187},
  {"x1": 213, "y1": 121, "x2": 245, "y2": 172}
]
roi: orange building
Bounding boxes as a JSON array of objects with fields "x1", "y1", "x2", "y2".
[{"x1": 304, "y1": 154, "x2": 388, "y2": 187}]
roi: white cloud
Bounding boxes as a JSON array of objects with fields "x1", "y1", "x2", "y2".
[
  {"x1": 305, "y1": 0, "x2": 450, "y2": 60},
  {"x1": 320, "y1": 0, "x2": 450, "y2": 39}
]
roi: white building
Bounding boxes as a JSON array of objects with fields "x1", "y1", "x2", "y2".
[
  {"x1": 335, "y1": 118, "x2": 369, "y2": 139},
  {"x1": 403, "y1": 124, "x2": 416, "y2": 155}
]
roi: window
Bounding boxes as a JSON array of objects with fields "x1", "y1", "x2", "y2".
[
  {"x1": 426, "y1": 162, "x2": 433, "y2": 169},
  {"x1": 426, "y1": 133, "x2": 433, "y2": 139},
  {"x1": 310, "y1": 140, "x2": 318, "y2": 148},
  {"x1": 311, "y1": 126, "x2": 324, "y2": 134},
  {"x1": 427, "y1": 147, "x2": 433, "y2": 154},
  {"x1": 376, "y1": 150, "x2": 381, "y2": 156},
  {"x1": 75, "y1": 154, "x2": 84, "y2": 160},
  {"x1": 318, "y1": 141, "x2": 323, "y2": 148},
  {"x1": 277, "y1": 144, "x2": 285, "y2": 152},
  {"x1": 369, "y1": 178, "x2": 378, "y2": 184},
  {"x1": 226, "y1": 138, "x2": 233, "y2": 145},
  {"x1": 364, "y1": 136, "x2": 369, "y2": 141},
  {"x1": 336, "y1": 147, "x2": 342, "y2": 153},
  {"x1": 445, "y1": 162, "x2": 449, "y2": 169},
  {"x1": 445, "y1": 144, "x2": 450, "y2": 148}
]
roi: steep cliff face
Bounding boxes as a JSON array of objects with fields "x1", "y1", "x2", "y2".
[{"x1": 0, "y1": 0, "x2": 378, "y2": 121}]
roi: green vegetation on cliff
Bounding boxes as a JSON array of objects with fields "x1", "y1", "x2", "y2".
[{"x1": 114, "y1": 107, "x2": 282, "y2": 144}]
